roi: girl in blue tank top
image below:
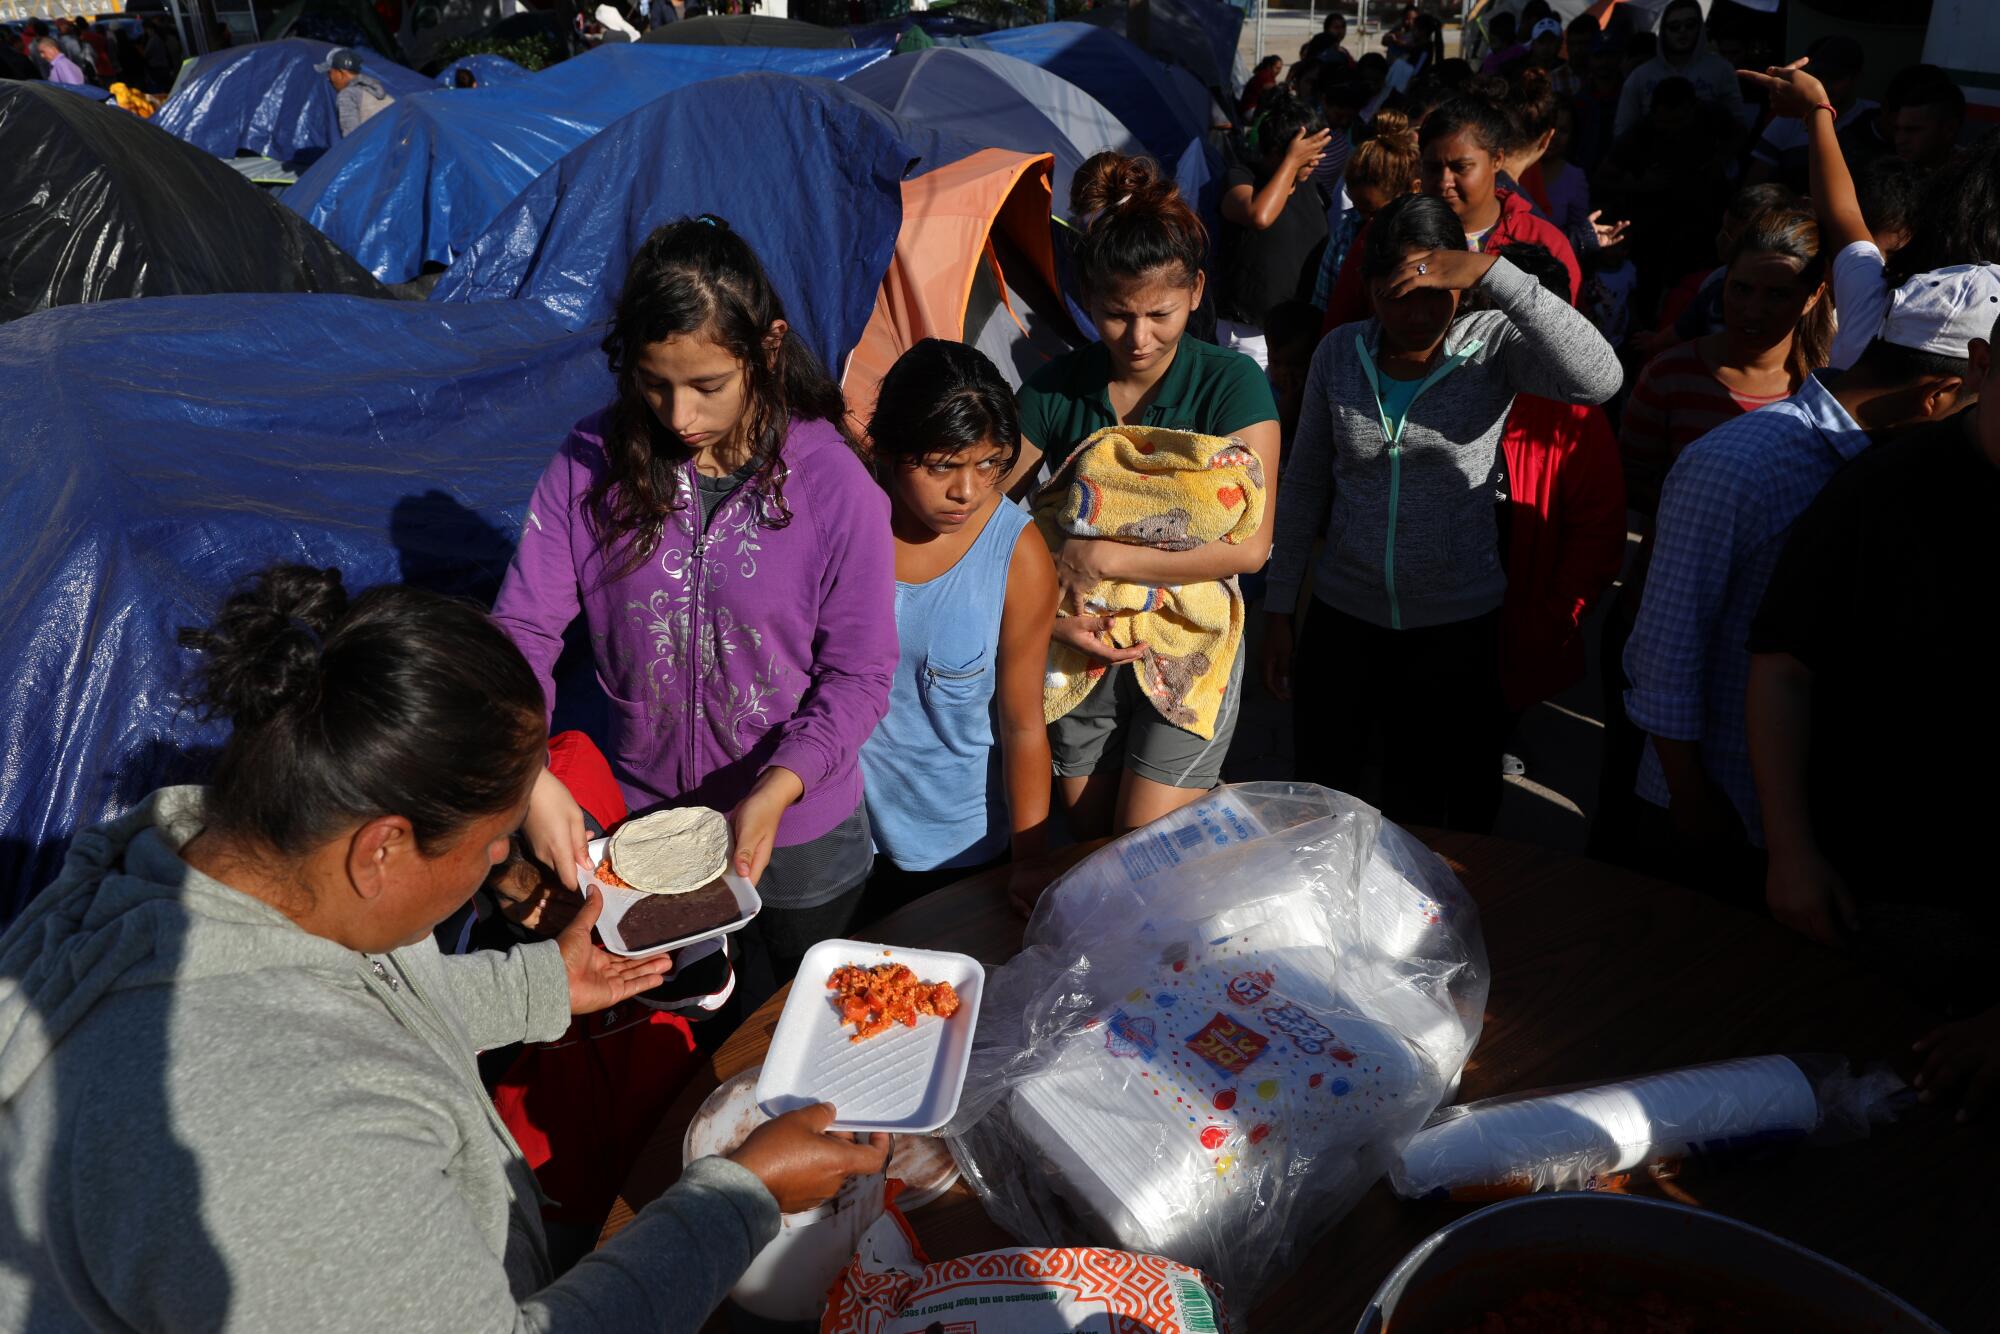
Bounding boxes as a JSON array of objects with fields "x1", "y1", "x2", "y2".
[{"x1": 858, "y1": 341, "x2": 1058, "y2": 920}]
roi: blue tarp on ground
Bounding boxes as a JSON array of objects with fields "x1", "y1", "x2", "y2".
[
  {"x1": 0, "y1": 294, "x2": 611, "y2": 921},
  {"x1": 980, "y1": 22, "x2": 1206, "y2": 166},
  {"x1": 434, "y1": 53, "x2": 532, "y2": 87},
  {"x1": 285, "y1": 45, "x2": 888, "y2": 282},
  {"x1": 433, "y1": 73, "x2": 954, "y2": 349},
  {"x1": 154, "y1": 38, "x2": 431, "y2": 167}
]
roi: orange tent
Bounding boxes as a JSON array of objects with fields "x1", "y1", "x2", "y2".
[{"x1": 844, "y1": 146, "x2": 1080, "y2": 442}]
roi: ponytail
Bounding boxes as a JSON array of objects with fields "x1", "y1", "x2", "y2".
[{"x1": 1068, "y1": 152, "x2": 1208, "y2": 292}]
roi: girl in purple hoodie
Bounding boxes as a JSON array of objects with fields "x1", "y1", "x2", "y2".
[{"x1": 492, "y1": 217, "x2": 896, "y2": 983}]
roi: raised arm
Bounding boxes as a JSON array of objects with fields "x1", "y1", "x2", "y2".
[
  {"x1": 1221, "y1": 128, "x2": 1334, "y2": 231},
  {"x1": 1739, "y1": 61, "x2": 1868, "y2": 249}
]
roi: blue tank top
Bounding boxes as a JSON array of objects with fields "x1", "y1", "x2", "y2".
[{"x1": 861, "y1": 498, "x2": 1032, "y2": 873}]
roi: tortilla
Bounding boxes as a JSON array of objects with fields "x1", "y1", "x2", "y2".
[{"x1": 607, "y1": 806, "x2": 731, "y2": 896}]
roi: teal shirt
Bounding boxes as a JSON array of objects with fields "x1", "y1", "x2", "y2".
[{"x1": 1016, "y1": 337, "x2": 1279, "y2": 465}]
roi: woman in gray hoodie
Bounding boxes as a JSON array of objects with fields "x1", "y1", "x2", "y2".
[
  {"x1": 1264, "y1": 193, "x2": 1622, "y2": 831},
  {"x1": 0, "y1": 564, "x2": 886, "y2": 1331}
]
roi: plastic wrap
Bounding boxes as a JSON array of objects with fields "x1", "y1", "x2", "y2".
[
  {"x1": 286, "y1": 45, "x2": 889, "y2": 283},
  {"x1": 946, "y1": 784, "x2": 1487, "y2": 1305},
  {"x1": 0, "y1": 294, "x2": 609, "y2": 921},
  {"x1": 0, "y1": 82, "x2": 384, "y2": 322},
  {"x1": 1390, "y1": 1054, "x2": 1909, "y2": 1201},
  {"x1": 153, "y1": 38, "x2": 431, "y2": 167},
  {"x1": 429, "y1": 73, "x2": 969, "y2": 344},
  {"x1": 824, "y1": 1209, "x2": 1233, "y2": 1334}
]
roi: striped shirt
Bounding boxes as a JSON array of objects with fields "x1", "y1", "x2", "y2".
[
  {"x1": 1623, "y1": 374, "x2": 1871, "y2": 843},
  {"x1": 1620, "y1": 340, "x2": 1792, "y2": 514}
]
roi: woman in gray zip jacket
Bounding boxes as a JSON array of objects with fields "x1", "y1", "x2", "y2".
[
  {"x1": 0, "y1": 565, "x2": 888, "y2": 1333},
  {"x1": 1263, "y1": 193, "x2": 1622, "y2": 831}
]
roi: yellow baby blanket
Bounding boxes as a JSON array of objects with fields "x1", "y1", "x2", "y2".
[{"x1": 1035, "y1": 425, "x2": 1265, "y2": 740}]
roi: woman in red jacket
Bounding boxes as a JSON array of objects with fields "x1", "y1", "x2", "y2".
[
  {"x1": 1322, "y1": 88, "x2": 1584, "y2": 333},
  {"x1": 1489, "y1": 242, "x2": 1627, "y2": 718}
]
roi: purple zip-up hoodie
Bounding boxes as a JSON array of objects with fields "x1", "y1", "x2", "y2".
[{"x1": 492, "y1": 410, "x2": 895, "y2": 847}]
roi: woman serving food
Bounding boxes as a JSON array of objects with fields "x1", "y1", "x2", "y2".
[{"x1": 0, "y1": 564, "x2": 886, "y2": 1330}]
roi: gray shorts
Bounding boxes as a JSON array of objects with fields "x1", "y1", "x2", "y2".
[{"x1": 1049, "y1": 642, "x2": 1244, "y2": 790}]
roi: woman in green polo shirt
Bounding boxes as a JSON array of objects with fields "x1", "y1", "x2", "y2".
[{"x1": 1013, "y1": 151, "x2": 1281, "y2": 839}]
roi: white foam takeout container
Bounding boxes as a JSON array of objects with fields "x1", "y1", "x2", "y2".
[
  {"x1": 755, "y1": 939, "x2": 985, "y2": 1134},
  {"x1": 584, "y1": 834, "x2": 762, "y2": 960}
]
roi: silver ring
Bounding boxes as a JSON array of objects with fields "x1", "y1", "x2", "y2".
[{"x1": 1417, "y1": 262, "x2": 1428, "y2": 275}]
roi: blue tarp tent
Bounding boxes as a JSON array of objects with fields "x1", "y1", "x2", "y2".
[
  {"x1": 846, "y1": 46, "x2": 1143, "y2": 210},
  {"x1": 433, "y1": 72, "x2": 954, "y2": 342},
  {"x1": 434, "y1": 53, "x2": 532, "y2": 87},
  {"x1": 0, "y1": 295, "x2": 609, "y2": 921},
  {"x1": 286, "y1": 45, "x2": 888, "y2": 282},
  {"x1": 154, "y1": 38, "x2": 431, "y2": 167},
  {"x1": 981, "y1": 22, "x2": 1206, "y2": 166}
]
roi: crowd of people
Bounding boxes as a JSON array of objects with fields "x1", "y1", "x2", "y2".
[
  {"x1": 2, "y1": 2, "x2": 1997, "y2": 1328},
  {"x1": 4, "y1": 14, "x2": 185, "y2": 93}
]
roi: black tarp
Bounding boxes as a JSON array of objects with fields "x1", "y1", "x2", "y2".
[{"x1": 0, "y1": 82, "x2": 384, "y2": 322}]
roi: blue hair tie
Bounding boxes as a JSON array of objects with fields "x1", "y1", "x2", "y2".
[{"x1": 287, "y1": 617, "x2": 323, "y2": 652}]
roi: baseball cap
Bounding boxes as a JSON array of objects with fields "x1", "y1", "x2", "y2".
[
  {"x1": 314, "y1": 47, "x2": 363, "y2": 74},
  {"x1": 1531, "y1": 17, "x2": 1563, "y2": 41},
  {"x1": 1879, "y1": 264, "x2": 2000, "y2": 358}
]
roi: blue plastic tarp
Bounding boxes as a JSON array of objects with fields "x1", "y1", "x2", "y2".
[
  {"x1": 433, "y1": 73, "x2": 958, "y2": 359},
  {"x1": 434, "y1": 53, "x2": 532, "y2": 87},
  {"x1": 154, "y1": 38, "x2": 431, "y2": 167},
  {"x1": 981, "y1": 22, "x2": 1205, "y2": 166},
  {"x1": 285, "y1": 45, "x2": 888, "y2": 283},
  {"x1": 45, "y1": 79, "x2": 114, "y2": 102},
  {"x1": 0, "y1": 294, "x2": 611, "y2": 921}
]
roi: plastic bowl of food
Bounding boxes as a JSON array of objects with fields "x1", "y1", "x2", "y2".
[{"x1": 1357, "y1": 1193, "x2": 1942, "y2": 1333}]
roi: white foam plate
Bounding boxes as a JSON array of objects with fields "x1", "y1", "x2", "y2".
[
  {"x1": 756, "y1": 939, "x2": 984, "y2": 1134},
  {"x1": 584, "y1": 835, "x2": 762, "y2": 959}
]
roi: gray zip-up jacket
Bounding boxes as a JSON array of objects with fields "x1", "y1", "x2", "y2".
[
  {"x1": 0, "y1": 787, "x2": 779, "y2": 1332},
  {"x1": 1267, "y1": 257, "x2": 1623, "y2": 629}
]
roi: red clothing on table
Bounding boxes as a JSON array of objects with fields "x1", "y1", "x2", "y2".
[
  {"x1": 1619, "y1": 338, "x2": 1790, "y2": 514},
  {"x1": 493, "y1": 730, "x2": 700, "y2": 1231},
  {"x1": 1320, "y1": 188, "x2": 1584, "y2": 334},
  {"x1": 1498, "y1": 396, "x2": 1627, "y2": 712}
]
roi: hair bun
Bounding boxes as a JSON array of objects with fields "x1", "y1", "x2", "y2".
[
  {"x1": 179, "y1": 565, "x2": 348, "y2": 730},
  {"x1": 1069, "y1": 151, "x2": 1168, "y2": 223}
]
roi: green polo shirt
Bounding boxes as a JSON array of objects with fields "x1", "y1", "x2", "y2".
[{"x1": 1016, "y1": 337, "x2": 1279, "y2": 464}]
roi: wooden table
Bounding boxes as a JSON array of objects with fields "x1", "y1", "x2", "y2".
[{"x1": 604, "y1": 835, "x2": 1993, "y2": 1331}]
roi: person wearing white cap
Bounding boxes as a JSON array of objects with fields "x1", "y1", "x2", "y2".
[
  {"x1": 314, "y1": 46, "x2": 397, "y2": 137},
  {"x1": 1747, "y1": 295, "x2": 1998, "y2": 985},
  {"x1": 1618, "y1": 261, "x2": 1985, "y2": 900}
]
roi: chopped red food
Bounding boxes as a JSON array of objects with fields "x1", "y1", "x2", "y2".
[{"x1": 826, "y1": 963, "x2": 961, "y2": 1042}]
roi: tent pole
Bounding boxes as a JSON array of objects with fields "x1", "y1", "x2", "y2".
[{"x1": 1255, "y1": 0, "x2": 1265, "y2": 62}]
